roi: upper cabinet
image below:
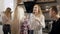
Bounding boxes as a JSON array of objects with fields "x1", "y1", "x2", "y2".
[
  {"x1": 35, "y1": 0, "x2": 56, "y2": 3},
  {"x1": 17, "y1": 0, "x2": 56, "y2": 4},
  {"x1": 17, "y1": 0, "x2": 34, "y2": 4}
]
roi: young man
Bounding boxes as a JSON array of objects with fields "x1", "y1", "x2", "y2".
[{"x1": 49, "y1": 6, "x2": 60, "y2": 34}]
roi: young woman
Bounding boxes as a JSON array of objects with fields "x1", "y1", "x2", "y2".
[
  {"x1": 2, "y1": 7, "x2": 11, "y2": 34},
  {"x1": 11, "y1": 5, "x2": 25, "y2": 34},
  {"x1": 28, "y1": 4, "x2": 45, "y2": 34}
]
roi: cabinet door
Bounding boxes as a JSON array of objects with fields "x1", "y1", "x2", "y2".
[
  {"x1": 17, "y1": 0, "x2": 34, "y2": 4},
  {"x1": 36, "y1": 0, "x2": 45, "y2": 2},
  {"x1": 36, "y1": 0, "x2": 56, "y2": 2},
  {"x1": 49, "y1": 0, "x2": 55, "y2": 1}
]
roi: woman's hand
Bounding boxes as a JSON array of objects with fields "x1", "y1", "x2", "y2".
[{"x1": 35, "y1": 18, "x2": 40, "y2": 22}]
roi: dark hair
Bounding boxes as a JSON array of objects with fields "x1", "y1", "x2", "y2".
[
  {"x1": 4, "y1": 7, "x2": 11, "y2": 14},
  {"x1": 6, "y1": 7, "x2": 11, "y2": 10},
  {"x1": 51, "y1": 6, "x2": 58, "y2": 14}
]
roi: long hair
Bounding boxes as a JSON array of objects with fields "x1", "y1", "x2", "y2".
[
  {"x1": 14, "y1": 5, "x2": 24, "y2": 21},
  {"x1": 12, "y1": 5, "x2": 25, "y2": 34},
  {"x1": 33, "y1": 4, "x2": 43, "y2": 16},
  {"x1": 4, "y1": 7, "x2": 11, "y2": 18},
  {"x1": 14, "y1": 6, "x2": 18, "y2": 20}
]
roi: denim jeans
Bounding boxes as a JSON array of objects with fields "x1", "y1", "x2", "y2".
[
  {"x1": 28, "y1": 30, "x2": 34, "y2": 34},
  {"x1": 3, "y1": 24, "x2": 11, "y2": 34}
]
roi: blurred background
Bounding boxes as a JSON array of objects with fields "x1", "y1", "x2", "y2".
[{"x1": 0, "y1": 0, "x2": 60, "y2": 34}]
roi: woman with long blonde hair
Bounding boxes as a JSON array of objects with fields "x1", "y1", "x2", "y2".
[
  {"x1": 28, "y1": 4, "x2": 45, "y2": 34},
  {"x1": 11, "y1": 5, "x2": 25, "y2": 34}
]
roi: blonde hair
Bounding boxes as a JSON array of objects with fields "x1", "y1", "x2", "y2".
[
  {"x1": 14, "y1": 6, "x2": 18, "y2": 19},
  {"x1": 14, "y1": 5, "x2": 24, "y2": 21},
  {"x1": 33, "y1": 4, "x2": 43, "y2": 16}
]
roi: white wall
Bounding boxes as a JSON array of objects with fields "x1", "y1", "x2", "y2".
[
  {"x1": 4, "y1": 0, "x2": 14, "y2": 11},
  {"x1": 0, "y1": 0, "x2": 4, "y2": 22},
  {"x1": 0, "y1": 0, "x2": 16, "y2": 22}
]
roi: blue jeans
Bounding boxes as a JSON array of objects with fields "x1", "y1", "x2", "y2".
[
  {"x1": 3, "y1": 24, "x2": 11, "y2": 34},
  {"x1": 28, "y1": 30, "x2": 34, "y2": 34}
]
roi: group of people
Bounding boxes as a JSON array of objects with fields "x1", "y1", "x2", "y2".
[{"x1": 2, "y1": 4, "x2": 60, "y2": 34}]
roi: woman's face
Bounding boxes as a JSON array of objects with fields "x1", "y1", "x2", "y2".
[{"x1": 33, "y1": 5, "x2": 39, "y2": 14}]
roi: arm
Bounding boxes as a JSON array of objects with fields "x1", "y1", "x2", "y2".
[
  {"x1": 2, "y1": 16, "x2": 8, "y2": 24},
  {"x1": 40, "y1": 16, "x2": 45, "y2": 28},
  {"x1": 35, "y1": 15, "x2": 45, "y2": 28}
]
